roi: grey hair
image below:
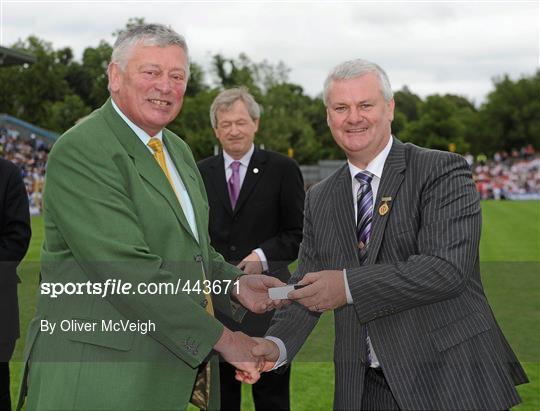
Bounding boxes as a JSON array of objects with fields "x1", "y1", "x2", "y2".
[
  {"x1": 210, "y1": 87, "x2": 261, "y2": 129},
  {"x1": 322, "y1": 59, "x2": 393, "y2": 106},
  {"x1": 110, "y1": 23, "x2": 190, "y2": 76}
]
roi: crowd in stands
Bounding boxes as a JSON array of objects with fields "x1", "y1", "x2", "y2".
[
  {"x1": 1, "y1": 126, "x2": 49, "y2": 215},
  {"x1": 1, "y1": 125, "x2": 538, "y2": 212},
  {"x1": 468, "y1": 145, "x2": 540, "y2": 200}
]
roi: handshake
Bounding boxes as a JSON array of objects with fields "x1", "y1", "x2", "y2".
[
  {"x1": 214, "y1": 268, "x2": 348, "y2": 384},
  {"x1": 214, "y1": 329, "x2": 280, "y2": 385},
  {"x1": 212, "y1": 273, "x2": 285, "y2": 385}
]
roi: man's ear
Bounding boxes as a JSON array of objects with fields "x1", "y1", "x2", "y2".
[
  {"x1": 388, "y1": 98, "x2": 395, "y2": 122},
  {"x1": 254, "y1": 118, "x2": 260, "y2": 133},
  {"x1": 108, "y1": 63, "x2": 121, "y2": 93}
]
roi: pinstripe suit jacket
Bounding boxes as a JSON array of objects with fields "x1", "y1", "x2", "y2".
[{"x1": 268, "y1": 137, "x2": 528, "y2": 410}]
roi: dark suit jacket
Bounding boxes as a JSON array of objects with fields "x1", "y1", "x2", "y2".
[
  {"x1": 198, "y1": 148, "x2": 304, "y2": 336},
  {"x1": 0, "y1": 158, "x2": 31, "y2": 359},
  {"x1": 268, "y1": 138, "x2": 528, "y2": 410}
]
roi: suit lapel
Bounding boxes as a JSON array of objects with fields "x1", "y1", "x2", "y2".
[
  {"x1": 331, "y1": 164, "x2": 361, "y2": 265},
  {"x1": 102, "y1": 99, "x2": 195, "y2": 241},
  {"x1": 233, "y1": 147, "x2": 266, "y2": 215},
  {"x1": 207, "y1": 154, "x2": 234, "y2": 216},
  {"x1": 163, "y1": 131, "x2": 203, "y2": 244},
  {"x1": 366, "y1": 137, "x2": 406, "y2": 264}
]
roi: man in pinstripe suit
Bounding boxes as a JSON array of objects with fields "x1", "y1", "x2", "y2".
[{"x1": 240, "y1": 59, "x2": 528, "y2": 410}]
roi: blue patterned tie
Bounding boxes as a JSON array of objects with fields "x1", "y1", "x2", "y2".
[{"x1": 355, "y1": 171, "x2": 374, "y2": 254}]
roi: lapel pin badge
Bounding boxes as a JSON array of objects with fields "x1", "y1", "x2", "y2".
[
  {"x1": 253, "y1": 168, "x2": 259, "y2": 174},
  {"x1": 378, "y1": 196, "x2": 392, "y2": 216}
]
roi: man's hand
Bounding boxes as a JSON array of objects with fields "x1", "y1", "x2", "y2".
[
  {"x1": 288, "y1": 270, "x2": 346, "y2": 312},
  {"x1": 235, "y1": 337, "x2": 280, "y2": 384},
  {"x1": 233, "y1": 274, "x2": 288, "y2": 314},
  {"x1": 214, "y1": 328, "x2": 262, "y2": 384},
  {"x1": 237, "y1": 252, "x2": 263, "y2": 274}
]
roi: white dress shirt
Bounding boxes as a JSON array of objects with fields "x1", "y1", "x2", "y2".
[
  {"x1": 111, "y1": 100, "x2": 199, "y2": 241},
  {"x1": 223, "y1": 144, "x2": 268, "y2": 270},
  {"x1": 269, "y1": 136, "x2": 394, "y2": 369}
]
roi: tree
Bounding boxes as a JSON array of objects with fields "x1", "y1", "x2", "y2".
[
  {"x1": 169, "y1": 89, "x2": 220, "y2": 160},
  {"x1": 46, "y1": 94, "x2": 92, "y2": 133},
  {"x1": 66, "y1": 41, "x2": 112, "y2": 110},
  {"x1": 112, "y1": 17, "x2": 146, "y2": 37},
  {"x1": 475, "y1": 72, "x2": 540, "y2": 154},
  {"x1": 394, "y1": 86, "x2": 421, "y2": 121},
  {"x1": 0, "y1": 36, "x2": 76, "y2": 129},
  {"x1": 400, "y1": 94, "x2": 472, "y2": 153},
  {"x1": 210, "y1": 53, "x2": 290, "y2": 94},
  {"x1": 258, "y1": 83, "x2": 322, "y2": 164},
  {"x1": 211, "y1": 53, "x2": 259, "y2": 93},
  {"x1": 185, "y1": 62, "x2": 209, "y2": 97},
  {"x1": 2, "y1": 22, "x2": 536, "y2": 162}
]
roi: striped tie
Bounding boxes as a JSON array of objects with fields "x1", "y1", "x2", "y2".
[
  {"x1": 355, "y1": 171, "x2": 378, "y2": 366},
  {"x1": 355, "y1": 171, "x2": 374, "y2": 253}
]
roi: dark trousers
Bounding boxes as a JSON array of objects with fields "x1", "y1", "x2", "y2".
[
  {"x1": 0, "y1": 362, "x2": 10, "y2": 411},
  {"x1": 361, "y1": 367, "x2": 400, "y2": 411},
  {"x1": 219, "y1": 361, "x2": 291, "y2": 411},
  {"x1": 0, "y1": 341, "x2": 14, "y2": 411}
]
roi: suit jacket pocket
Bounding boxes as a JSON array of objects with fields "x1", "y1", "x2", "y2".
[
  {"x1": 67, "y1": 317, "x2": 135, "y2": 351},
  {"x1": 430, "y1": 312, "x2": 491, "y2": 352}
]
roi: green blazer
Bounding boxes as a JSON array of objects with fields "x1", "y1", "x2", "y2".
[{"x1": 21, "y1": 99, "x2": 244, "y2": 410}]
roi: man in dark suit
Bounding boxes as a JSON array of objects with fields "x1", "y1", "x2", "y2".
[
  {"x1": 198, "y1": 87, "x2": 305, "y2": 410},
  {"x1": 244, "y1": 59, "x2": 528, "y2": 410},
  {"x1": 0, "y1": 158, "x2": 31, "y2": 411}
]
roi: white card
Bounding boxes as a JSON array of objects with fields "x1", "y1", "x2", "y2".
[{"x1": 268, "y1": 285, "x2": 296, "y2": 300}]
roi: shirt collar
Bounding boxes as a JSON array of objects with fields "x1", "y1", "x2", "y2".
[
  {"x1": 223, "y1": 144, "x2": 255, "y2": 169},
  {"x1": 348, "y1": 135, "x2": 393, "y2": 182},
  {"x1": 111, "y1": 99, "x2": 163, "y2": 146}
]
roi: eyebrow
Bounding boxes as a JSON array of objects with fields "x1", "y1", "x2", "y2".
[
  {"x1": 139, "y1": 64, "x2": 161, "y2": 69},
  {"x1": 139, "y1": 63, "x2": 186, "y2": 73},
  {"x1": 332, "y1": 99, "x2": 372, "y2": 106}
]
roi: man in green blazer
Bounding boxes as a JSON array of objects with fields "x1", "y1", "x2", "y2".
[{"x1": 19, "y1": 24, "x2": 284, "y2": 411}]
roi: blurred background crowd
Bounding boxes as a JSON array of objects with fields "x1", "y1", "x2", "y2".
[
  {"x1": 2, "y1": 124, "x2": 538, "y2": 215},
  {"x1": 1, "y1": 127, "x2": 49, "y2": 215}
]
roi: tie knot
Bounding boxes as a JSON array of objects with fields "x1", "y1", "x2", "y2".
[
  {"x1": 230, "y1": 161, "x2": 241, "y2": 172},
  {"x1": 355, "y1": 171, "x2": 374, "y2": 186},
  {"x1": 147, "y1": 137, "x2": 163, "y2": 154}
]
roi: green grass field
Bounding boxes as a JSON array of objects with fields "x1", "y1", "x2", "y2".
[{"x1": 10, "y1": 200, "x2": 540, "y2": 410}]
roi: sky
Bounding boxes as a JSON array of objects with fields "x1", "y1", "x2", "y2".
[{"x1": 1, "y1": 0, "x2": 538, "y2": 105}]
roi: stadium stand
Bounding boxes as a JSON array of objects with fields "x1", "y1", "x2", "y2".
[
  {"x1": 0, "y1": 126, "x2": 49, "y2": 215},
  {"x1": 474, "y1": 146, "x2": 540, "y2": 200}
]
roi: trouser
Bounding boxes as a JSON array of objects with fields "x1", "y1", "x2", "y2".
[{"x1": 0, "y1": 362, "x2": 10, "y2": 411}]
